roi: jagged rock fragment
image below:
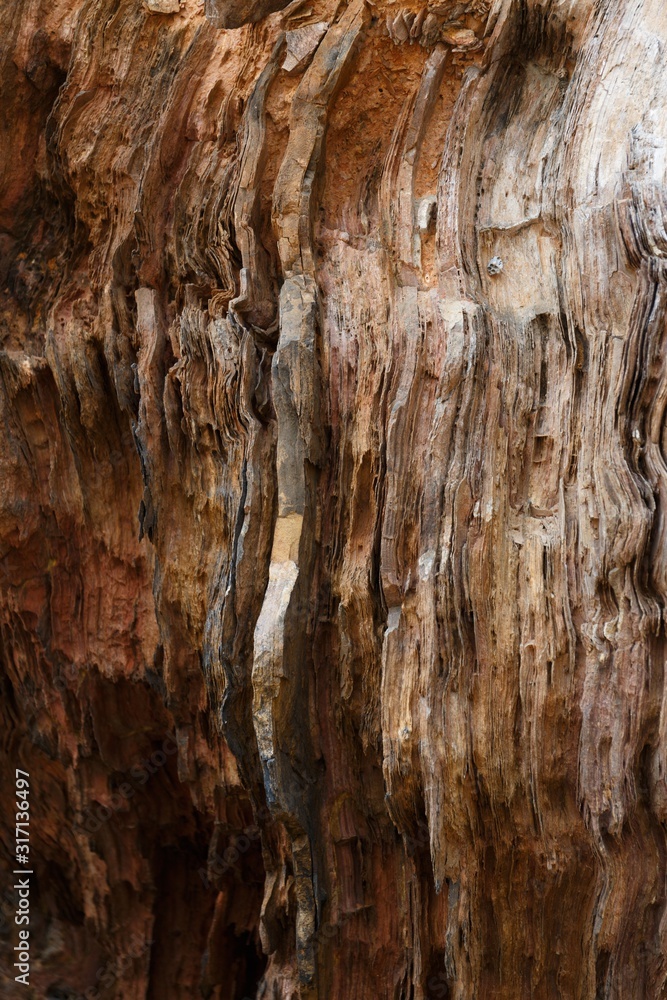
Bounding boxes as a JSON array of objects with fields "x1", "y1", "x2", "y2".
[
  {"x1": 282, "y1": 21, "x2": 329, "y2": 73},
  {"x1": 144, "y1": 0, "x2": 180, "y2": 11}
]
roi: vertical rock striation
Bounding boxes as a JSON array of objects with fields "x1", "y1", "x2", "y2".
[{"x1": 2, "y1": 0, "x2": 667, "y2": 997}]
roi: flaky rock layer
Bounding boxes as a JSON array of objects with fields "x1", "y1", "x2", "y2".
[{"x1": 2, "y1": 0, "x2": 667, "y2": 997}]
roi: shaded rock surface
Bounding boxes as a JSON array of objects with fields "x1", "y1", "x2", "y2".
[{"x1": 2, "y1": 0, "x2": 667, "y2": 997}]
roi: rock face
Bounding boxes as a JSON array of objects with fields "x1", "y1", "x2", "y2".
[{"x1": 2, "y1": 0, "x2": 667, "y2": 997}]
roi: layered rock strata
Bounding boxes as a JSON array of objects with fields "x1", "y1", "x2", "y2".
[{"x1": 2, "y1": 0, "x2": 667, "y2": 997}]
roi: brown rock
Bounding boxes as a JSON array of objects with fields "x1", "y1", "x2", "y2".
[
  {"x1": 2, "y1": 0, "x2": 667, "y2": 998},
  {"x1": 144, "y1": 0, "x2": 181, "y2": 14}
]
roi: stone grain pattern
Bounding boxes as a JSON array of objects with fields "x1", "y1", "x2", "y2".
[{"x1": 1, "y1": 0, "x2": 666, "y2": 997}]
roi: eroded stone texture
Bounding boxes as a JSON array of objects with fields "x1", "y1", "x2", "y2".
[{"x1": 2, "y1": 0, "x2": 667, "y2": 998}]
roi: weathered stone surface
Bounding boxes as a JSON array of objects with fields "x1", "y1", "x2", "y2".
[
  {"x1": 282, "y1": 23, "x2": 329, "y2": 74},
  {"x1": 2, "y1": 0, "x2": 667, "y2": 998},
  {"x1": 205, "y1": 0, "x2": 291, "y2": 29},
  {"x1": 144, "y1": 0, "x2": 181, "y2": 14}
]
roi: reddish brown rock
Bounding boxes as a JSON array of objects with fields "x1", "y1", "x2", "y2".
[{"x1": 2, "y1": 0, "x2": 667, "y2": 998}]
